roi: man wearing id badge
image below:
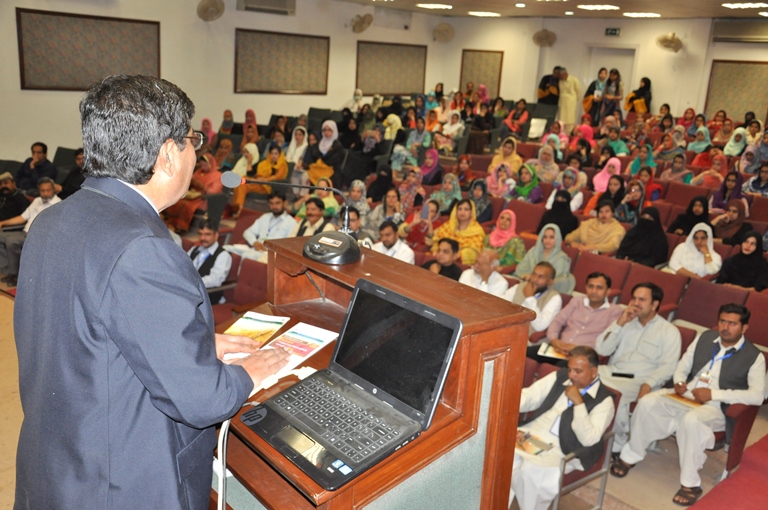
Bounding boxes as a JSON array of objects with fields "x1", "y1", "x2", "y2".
[
  {"x1": 611, "y1": 304, "x2": 765, "y2": 506},
  {"x1": 509, "y1": 346, "x2": 615, "y2": 510}
]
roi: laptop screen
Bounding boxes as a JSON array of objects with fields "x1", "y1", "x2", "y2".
[{"x1": 334, "y1": 282, "x2": 458, "y2": 415}]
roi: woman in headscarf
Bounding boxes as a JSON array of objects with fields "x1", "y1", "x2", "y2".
[
  {"x1": 415, "y1": 148, "x2": 441, "y2": 187},
  {"x1": 434, "y1": 111, "x2": 465, "y2": 154},
  {"x1": 424, "y1": 91, "x2": 439, "y2": 112},
  {"x1": 691, "y1": 146, "x2": 719, "y2": 169},
  {"x1": 654, "y1": 114, "x2": 675, "y2": 134},
  {"x1": 436, "y1": 96, "x2": 451, "y2": 124},
  {"x1": 347, "y1": 179, "x2": 371, "y2": 224},
  {"x1": 745, "y1": 120, "x2": 763, "y2": 146},
  {"x1": 240, "y1": 122, "x2": 259, "y2": 153},
  {"x1": 691, "y1": 154, "x2": 728, "y2": 189},
  {"x1": 600, "y1": 68, "x2": 624, "y2": 121},
  {"x1": 597, "y1": 115, "x2": 618, "y2": 140},
  {"x1": 569, "y1": 125, "x2": 596, "y2": 152},
  {"x1": 164, "y1": 153, "x2": 222, "y2": 233},
  {"x1": 660, "y1": 154, "x2": 693, "y2": 184},
  {"x1": 628, "y1": 143, "x2": 657, "y2": 176},
  {"x1": 677, "y1": 108, "x2": 696, "y2": 133},
  {"x1": 636, "y1": 166, "x2": 663, "y2": 201},
  {"x1": 232, "y1": 142, "x2": 260, "y2": 178},
  {"x1": 285, "y1": 126, "x2": 308, "y2": 165},
  {"x1": 200, "y1": 118, "x2": 217, "y2": 148},
  {"x1": 483, "y1": 210, "x2": 525, "y2": 267},
  {"x1": 653, "y1": 133, "x2": 685, "y2": 162},
  {"x1": 292, "y1": 177, "x2": 339, "y2": 219},
  {"x1": 506, "y1": 164, "x2": 543, "y2": 204},
  {"x1": 593, "y1": 157, "x2": 622, "y2": 192},
  {"x1": 514, "y1": 224, "x2": 576, "y2": 294},
  {"x1": 712, "y1": 119, "x2": 735, "y2": 147},
  {"x1": 451, "y1": 154, "x2": 474, "y2": 191},
  {"x1": 759, "y1": 129, "x2": 768, "y2": 164},
  {"x1": 545, "y1": 168, "x2": 583, "y2": 212},
  {"x1": 540, "y1": 121, "x2": 569, "y2": 148},
  {"x1": 572, "y1": 138, "x2": 593, "y2": 168},
  {"x1": 357, "y1": 104, "x2": 376, "y2": 133},
  {"x1": 671, "y1": 125, "x2": 688, "y2": 149},
  {"x1": 338, "y1": 117, "x2": 362, "y2": 150},
  {"x1": 743, "y1": 160, "x2": 768, "y2": 198},
  {"x1": 718, "y1": 232, "x2": 768, "y2": 291},
  {"x1": 501, "y1": 99, "x2": 530, "y2": 139},
  {"x1": 615, "y1": 179, "x2": 647, "y2": 226},
  {"x1": 412, "y1": 95, "x2": 427, "y2": 119},
  {"x1": 391, "y1": 117, "x2": 432, "y2": 174},
  {"x1": 449, "y1": 90, "x2": 465, "y2": 111},
  {"x1": 231, "y1": 142, "x2": 288, "y2": 216},
  {"x1": 666, "y1": 223, "x2": 722, "y2": 278},
  {"x1": 583, "y1": 68, "x2": 608, "y2": 126},
  {"x1": 470, "y1": 178, "x2": 493, "y2": 223},
  {"x1": 646, "y1": 104, "x2": 671, "y2": 131},
  {"x1": 488, "y1": 136, "x2": 523, "y2": 177},
  {"x1": 605, "y1": 127, "x2": 629, "y2": 156},
  {"x1": 595, "y1": 146, "x2": 616, "y2": 172},
  {"x1": 431, "y1": 199, "x2": 486, "y2": 265},
  {"x1": 218, "y1": 109, "x2": 235, "y2": 136},
  {"x1": 735, "y1": 145, "x2": 760, "y2": 175},
  {"x1": 712, "y1": 199, "x2": 752, "y2": 246},
  {"x1": 544, "y1": 134, "x2": 564, "y2": 163},
  {"x1": 707, "y1": 110, "x2": 728, "y2": 136},
  {"x1": 723, "y1": 127, "x2": 748, "y2": 157},
  {"x1": 367, "y1": 164, "x2": 394, "y2": 204},
  {"x1": 530, "y1": 145, "x2": 560, "y2": 184},
  {"x1": 343, "y1": 88, "x2": 364, "y2": 114},
  {"x1": 399, "y1": 199, "x2": 443, "y2": 251},
  {"x1": 212, "y1": 138, "x2": 235, "y2": 171},
  {"x1": 304, "y1": 120, "x2": 345, "y2": 187},
  {"x1": 397, "y1": 168, "x2": 425, "y2": 212},
  {"x1": 425, "y1": 109, "x2": 442, "y2": 133},
  {"x1": 617, "y1": 207, "x2": 670, "y2": 269},
  {"x1": 403, "y1": 107, "x2": 418, "y2": 130},
  {"x1": 710, "y1": 171, "x2": 748, "y2": 214},
  {"x1": 486, "y1": 163, "x2": 514, "y2": 198},
  {"x1": 475, "y1": 84, "x2": 491, "y2": 109},
  {"x1": 383, "y1": 113, "x2": 405, "y2": 144},
  {"x1": 584, "y1": 175, "x2": 625, "y2": 217},
  {"x1": 467, "y1": 102, "x2": 494, "y2": 154},
  {"x1": 667, "y1": 196, "x2": 712, "y2": 236},
  {"x1": 492, "y1": 97, "x2": 508, "y2": 119},
  {"x1": 624, "y1": 77, "x2": 652, "y2": 114},
  {"x1": 538, "y1": 190, "x2": 580, "y2": 238},
  {"x1": 429, "y1": 173, "x2": 463, "y2": 214}
]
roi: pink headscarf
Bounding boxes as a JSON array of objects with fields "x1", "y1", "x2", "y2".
[
  {"x1": 570, "y1": 125, "x2": 596, "y2": 150},
  {"x1": 476, "y1": 84, "x2": 490, "y2": 105},
  {"x1": 488, "y1": 210, "x2": 518, "y2": 248},
  {"x1": 593, "y1": 157, "x2": 622, "y2": 192},
  {"x1": 200, "y1": 118, "x2": 216, "y2": 146}
]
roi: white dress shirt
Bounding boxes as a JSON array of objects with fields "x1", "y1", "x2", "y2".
[
  {"x1": 22, "y1": 195, "x2": 62, "y2": 233},
  {"x1": 504, "y1": 284, "x2": 563, "y2": 333},
  {"x1": 242, "y1": 211, "x2": 296, "y2": 246},
  {"x1": 186, "y1": 242, "x2": 232, "y2": 288},
  {"x1": 459, "y1": 269, "x2": 509, "y2": 298},
  {"x1": 288, "y1": 217, "x2": 336, "y2": 237},
  {"x1": 372, "y1": 238, "x2": 415, "y2": 264}
]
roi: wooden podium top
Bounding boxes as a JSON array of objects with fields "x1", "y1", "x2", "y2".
[{"x1": 222, "y1": 237, "x2": 533, "y2": 509}]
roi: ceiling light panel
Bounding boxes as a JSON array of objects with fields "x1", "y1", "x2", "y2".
[
  {"x1": 577, "y1": 5, "x2": 620, "y2": 11},
  {"x1": 722, "y1": 3, "x2": 768, "y2": 8},
  {"x1": 468, "y1": 11, "x2": 502, "y2": 16},
  {"x1": 416, "y1": 3, "x2": 453, "y2": 9},
  {"x1": 623, "y1": 12, "x2": 661, "y2": 17}
]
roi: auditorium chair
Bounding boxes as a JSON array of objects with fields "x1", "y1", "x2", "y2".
[
  {"x1": 652, "y1": 201, "x2": 674, "y2": 227},
  {"x1": 665, "y1": 232, "x2": 684, "y2": 261},
  {"x1": 212, "y1": 258, "x2": 268, "y2": 325},
  {"x1": 743, "y1": 292, "x2": 768, "y2": 352},
  {"x1": 480, "y1": 196, "x2": 506, "y2": 229},
  {"x1": 516, "y1": 142, "x2": 539, "y2": 160},
  {"x1": 469, "y1": 153, "x2": 493, "y2": 171},
  {"x1": 218, "y1": 208, "x2": 261, "y2": 246},
  {"x1": 561, "y1": 244, "x2": 580, "y2": 274},
  {"x1": 619, "y1": 263, "x2": 688, "y2": 319},
  {"x1": 572, "y1": 252, "x2": 631, "y2": 301},
  {"x1": 505, "y1": 200, "x2": 545, "y2": 235},
  {"x1": 749, "y1": 195, "x2": 768, "y2": 222},
  {"x1": 206, "y1": 252, "x2": 241, "y2": 300},
  {"x1": 664, "y1": 181, "x2": 713, "y2": 208},
  {"x1": 672, "y1": 278, "x2": 749, "y2": 334}
]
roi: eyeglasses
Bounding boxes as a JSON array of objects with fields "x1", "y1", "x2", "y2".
[{"x1": 186, "y1": 131, "x2": 204, "y2": 150}]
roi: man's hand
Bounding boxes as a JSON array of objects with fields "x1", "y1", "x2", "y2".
[
  {"x1": 616, "y1": 306, "x2": 637, "y2": 327},
  {"x1": 428, "y1": 261, "x2": 441, "y2": 274},
  {"x1": 215, "y1": 333, "x2": 260, "y2": 360},
  {"x1": 691, "y1": 388, "x2": 712, "y2": 404},
  {"x1": 564, "y1": 384, "x2": 584, "y2": 406},
  {"x1": 674, "y1": 381, "x2": 687, "y2": 396},
  {"x1": 549, "y1": 338, "x2": 575, "y2": 354},
  {"x1": 232, "y1": 347, "x2": 291, "y2": 388},
  {"x1": 522, "y1": 280, "x2": 537, "y2": 298},
  {"x1": 637, "y1": 383, "x2": 652, "y2": 400},
  {"x1": 252, "y1": 241, "x2": 266, "y2": 251}
]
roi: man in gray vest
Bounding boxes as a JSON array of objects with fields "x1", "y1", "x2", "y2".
[
  {"x1": 504, "y1": 261, "x2": 563, "y2": 336},
  {"x1": 187, "y1": 219, "x2": 232, "y2": 304},
  {"x1": 611, "y1": 303, "x2": 765, "y2": 506},
  {"x1": 510, "y1": 346, "x2": 615, "y2": 510}
]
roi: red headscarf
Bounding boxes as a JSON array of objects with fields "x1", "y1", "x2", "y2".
[
  {"x1": 240, "y1": 122, "x2": 259, "y2": 152},
  {"x1": 677, "y1": 108, "x2": 696, "y2": 130},
  {"x1": 488, "y1": 210, "x2": 518, "y2": 248},
  {"x1": 200, "y1": 118, "x2": 216, "y2": 146}
]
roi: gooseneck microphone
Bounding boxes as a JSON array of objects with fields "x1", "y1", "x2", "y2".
[{"x1": 220, "y1": 171, "x2": 361, "y2": 265}]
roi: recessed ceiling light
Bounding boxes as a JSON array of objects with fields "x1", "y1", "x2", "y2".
[
  {"x1": 468, "y1": 11, "x2": 501, "y2": 16},
  {"x1": 760, "y1": 10, "x2": 768, "y2": 15},
  {"x1": 623, "y1": 12, "x2": 661, "y2": 17},
  {"x1": 565, "y1": 10, "x2": 575, "y2": 14},
  {"x1": 516, "y1": 3, "x2": 526, "y2": 7},
  {"x1": 416, "y1": 3, "x2": 453, "y2": 9},
  {"x1": 536, "y1": 0, "x2": 570, "y2": 2},
  {"x1": 577, "y1": 4, "x2": 620, "y2": 10},
  {"x1": 722, "y1": 2, "x2": 768, "y2": 8}
]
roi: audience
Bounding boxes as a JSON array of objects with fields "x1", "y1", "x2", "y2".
[
  {"x1": 717, "y1": 231, "x2": 768, "y2": 292},
  {"x1": 659, "y1": 153, "x2": 692, "y2": 184},
  {"x1": 397, "y1": 168, "x2": 425, "y2": 211},
  {"x1": 742, "y1": 161, "x2": 768, "y2": 197},
  {"x1": 430, "y1": 173, "x2": 463, "y2": 214},
  {"x1": 292, "y1": 177, "x2": 339, "y2": 219},
  {"x1": 164, "y1": 153, "x2": 222, "y2": 233},
  {"x1": 305, "y1": 120, "x2": 344, "y2": 187},
  {"x1": 482, "y1": 210, "x2": 525, "y2": 267},
  {"x1": 545, "y1": 168, "x2": 583, "y2": 212},
  {"x1": 16, "y1": 142, "x2": 57, "y2": 196},
  {"x1": 469, "y1": 178, "x2": 493, "y2": 223},
  {"x1": 565, "y1": 200, "x2": 625, "y2": 254},
  {"x1": 667, "y1": 196, "x2": 712, "y2": 236},
  {"x1": 231, "y1": 142, "x2": 288, "y2": 216},
  {"x1": 515, "y1": 224, "x2": 576, "y2": 294},
  {"x1": 459, "y1": 249, "x2": 508, "y2": 298},
  {"x1": 365, "y1": 187, "x2": 405, "y2": 242},
  {"x1": 585, "y1": 174, "x2": 624, "y2": 217},
  {"x1": 399, "y1": 199, "x2": 442, "y2": 251},
  {"x1": 346, "y1": 180, "x2": 371, "y2": 225},
  {"x1": 488, "y1": 136, "x2": 523, "y2": 177},
  {"x1": 372, "y1": 220, "x2": 415, "y2": 264},
  {"x1": 431, "y1": 199, "x2": 485, "y2": 265},
  {"x1": 665, "y1": 223, "x2": 722, "y2": 278},
  {"x1": 486, "y1": 163, "x2": 514, "y2": 199},
  {"x1": 614, "y1": 179, "x2": 647, "y2": 226},
  {"x1": 616, "y1": 206, "x2": 669, "y2": 267},
  {"x1": 187, "y1": 220, "x2": 231, "y2": 304},
  {"x1": 538, "y1": 190, "x2": 579, "y2": 238},
  {"x1": 505, "y1": 261, "x2": 563, "y2": 335},
  {"x1": 506, "y1": 164, "x2": 543, "y2": 204},
  {"x1": 0, "y1": 173, "x2": 31, "y2": 220},
  {"x1": 712, "y1": 199, "x2": 752, "y2": 246},
  {"x1": 530, "y1": 145, "x2": 560, "y2": 184},
  {"x1": 422, "y1": 238, "x2": 462, "y2": 281},
  {"x1": 288, "y1": 197, "x2": 335, "y2": 237},
  {"x1": 231, "y1": 191, "x2": 295, "y2": 260},
  {"x1": 56, "y1": 148, "x2": 86, "y2": 200}
]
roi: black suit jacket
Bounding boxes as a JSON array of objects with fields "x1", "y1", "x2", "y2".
[{"x1": 15, "y1": 177, "x2": 253, "y2": 509}]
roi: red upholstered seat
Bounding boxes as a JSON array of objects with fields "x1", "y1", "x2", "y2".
[
  {"x1": 211, "y1": 258, "x2": 268, "y2": 325},
  {"x1": 505, "y1": 200, "x2": 545, "y2": 234},
  {"x1": 572, "y1": 252, "x2": 631, "y2": 300},
  {"x1": 664, "y1": 181, "x2": 713, "y2": 208},
  {"x1": 744, "y1": 292, "x2": 768, "y2": 351},
  {"x1": 619, "y1": 263, "x2": 689, "y2": 318},
  {"x1": 673, "y1": 278, "x2": 749, "y2": 329}
]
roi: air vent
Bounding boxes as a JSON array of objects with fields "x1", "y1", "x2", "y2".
[
  {"x1": 712, "y1": 19, "x2": 768, "y2": 43},
  {"x1": 236, "y1": 0, "x2": 296, "y2": 16}
]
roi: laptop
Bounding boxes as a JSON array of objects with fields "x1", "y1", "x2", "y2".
[{"x1": 240, "y1": 279, "x2": 463, "y2": 490}]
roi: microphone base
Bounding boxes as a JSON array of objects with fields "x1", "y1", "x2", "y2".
[{"x1": 303, "y1": 231, "x2": 361, "y2": 265}]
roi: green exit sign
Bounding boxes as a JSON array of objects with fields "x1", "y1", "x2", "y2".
[{"x1": 605, "y1": 28, "x2": 621, "y2": 36}]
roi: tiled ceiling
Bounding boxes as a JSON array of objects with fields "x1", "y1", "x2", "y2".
[{"x1": 337, "y1": 0, "x2": 768, "y2": 19}]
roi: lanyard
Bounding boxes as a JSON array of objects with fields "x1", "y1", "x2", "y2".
[
  {"x1": 566, "y1": 378, "x2": 599, "y2": 407},
  {"x1": 709, "y1": 343, "x2": 741, "y2": 370}
]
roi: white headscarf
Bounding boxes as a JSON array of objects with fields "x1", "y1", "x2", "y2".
[
  {"x1": 232, "y1": 143, "x2": 260, "y2": 177},
  {"x1": 319, "y1": 120, "x2": 338, "y2": 155},
  {"x1": 669, "y1": 223, "x2": 722, "y2": 277},
  {"x1": 384, "y1": 114, "x2": 402, "y2": 141},
  {"x1": 442, "y1": 110, "x2": 464, "y2": 138},
  {"x1": 285, "y1": 126, "x2": 308, "y2": 164}
]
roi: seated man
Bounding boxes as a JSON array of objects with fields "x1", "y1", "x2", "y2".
[
  {"x1": 231, "y1": 190, "x2": 295, "y2": 260},
  {"x1": 528, "y1": 272, "x2": 623, "y2": 366},
  {"x1": 340, "y1": 206, "x2": 371, "y2": 245},
  {"x1": 187, "y1": 220, "x2": 232, "y2": 304},
  {"x1": 288, "y1": 197, "x2": 336, "y2": 237},
  {"x1": 612, "y1": 304, "x2": 765, "y2": 506},
  {"x1": 595, "y1": 282, "x2": 681, "y2": 455},
  {"x1": 422, "y1": 238, "x2": 462, "y2": 281},
  {"x1": 459, "y1": 249, "x2": 508, "y2": 297},
  {"x1": 510, "y1": 346, "x2": 615, "y2": 510},
  {"x1": 16, "y1": 142, "x2": 57, "y2": 196},
  {"x1": 0, "y1": 172, "x2": 31, "y2": 220},
  {"x1": 504, "y1": 261, "x2": 563, "y2": 335},
  {"x1": 565, "y1": 199, "x2": 626, "y2": 254},
  {"x1": 0, "y1": 177, "x2": 61, "y2": 286},
  {"x1": 372, "y1": 220, "x2": 415, "y2": 264},
  {"x1": 56, "y1": 148, "x2": 86, "y2": 200}
]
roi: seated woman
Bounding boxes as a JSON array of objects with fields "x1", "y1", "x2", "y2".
[
  {"x1": 397, "y1": 168, "x2": 425, "y2": 212},
  {"x1": 347, "y1": 179, "x2": 371, "y2": 225},
  {"x1": 212, "y1": 138, "x2": 236, "y2": 172},
  {"x1": 304, "y1": 120, "x2": 345, "y2": 188},
  {"x1": 391, "y1": 116, "x2": 431, "y2": 174},
  {"x1": 624, "y1": 77, "x2": 652, "y2": 115},
  {"x1": 357, "y1": 104, "x2": 376, "y2": 133},
  {"x1": 592, "y1": 157, "x2": 622, "y2": 192},
  {"x1": 616, "y1": 206, "x2": 668, "y2": 267},
  {"x1": 653, "y1": 133, "x2": 685, "y2": 162},
  {"x1": 687, "y1": 126, "x2": 712, "y2": 155},
  {"x1": 486, "y1": 163, "x2": 515, "y2": 198},
  {"x1": 545, "y1": 168, "x2": 583, "y2": 212},
  {"x1": 712, "y1": 199, "x2": 752, "y2": 246},
  {"x1": 506, "y1": 164, "x2": 543, "y2": 204},
  {"x1": 691, "y1": 145, "x2": 720, "y2": 169},
  {"x1": 659, "y1": 154, "x2": 693, "y2": 184},
  {"x1": 717, "y1": 231, "x2": 768, "y2": 291},
  {"x1": 540, "y1": 120, "x2": 569, "y2": 148},
  {"x1": 501, "y1": 99, "x2": 529, "y2": 140},
  {"x1": 691, "y1": 154, "x2": 728, "y2": 189},
  {"x1": 544, "y1": 134, "x2": 564, "y2": 163},
  {"x1": 677, "y1": 107, "x2": 696, "y2": 133},
  {"x1": 403, "y1": 107, "x2": 418, "y2": 130},
  {"x1": 291, "y1": 177, "x2": 339, "y2": 219},
  {"x1": 425, "y1": 109, "x2": 443, "y2": 133},
  {"x1": 627, "y1": 144, "x2": 657, "y2": 176},
  {"x1": 557, "y1": 158, "x2": 588, "y2": 189},
  {"x1": 565, "y1": 199, "x2": 626, "y2": 253},
  {"x1": 450, "y1": 154, "x2": 474, "y2": 191},
  {"x1": 571, "y1": 138, "x2": 593, "y2": 168},
  {"x1": 710, "y1": 171, "x2": 748, "y2": 215},
  {"x1": 364, "y1": 187, "x2": 405, "y2": 241},
  {"x1": 707, "y1": 110, "x2": 727, "y2": 137},
  {"x1": 615, "y1": 179, "x2": 648, "y2": 226},
  {"x1": 487, "y1": 136, "x2": 523, "y2": 177},
  {"x1": 231, "y1": 142, "x2": 288, "y2": 217},
  {"x1": 743, "y1": 161, "x2": 768, "y2": 197},
  {"x1": 667, "y1": 196, "x2": 712, "y2": 236},
  {"x1": 482, "y1": 210, "x2": 525, "y2": 267},
  {"x1": 529, "y1": 145, "x2": 560, "y2": 184},
  {"x1": 652, "y1": 114, "x2": 675, "y2": 134},
  {"x1": 240, "y1": 122, "x2": 259, "y2": 154},
  {"x1": 712, "y1": 118, "x2": 734, "y2": 147},
  {"x1": 430, "y1": 173, "x2": 463, "y2": 214},
  {"x1": 665, "y1": 223, "x2": 722, "y2": 279},
  {"x1": 723, "y1": 127, "x2": 748, "y2": 157},
  {"x1": 538, "y1": 190, "x2": 580, "y2": 238},
  {"x1": 431, "y1": 199, "x2": 486, "y2": 265},
  {"x1": 399, "y1": 199, "x2": 443, "y2": 251},
  {"x1": 568, "y1": 125, "x2": 597, "y2": 153},
  {"x1": 200, "y1": 117, "x2": 217, "y2": 149},
  {"x1": 338, "y1": 117, "x2": 362, "y2": 150},
  {"x1": 419, "y1": 148, "x2": 444, "y2": 187},
  {"x1": 285, "y1": 126, "x2": 309, "y2": 165},
  {"x1": 735, "y1": 145, "x2": 760, "y2": 176},
  {"x1": 218, "y1": 109, "x2": 235, "y2": 137},
  {"x1": 645, "y1": 103, "x2": 670, "y2": 130},
  {"x1": 469, "y1": 178, "x2": 493, "y2": 223},
  {"x1": 164, "y1": 153, "x2": 222, "y2": 233},
  {"x1": 514, "y1": 223, "x2": 576, "y2": 294},
  {"x1": 602, "y1": 126, "x2": 629, "y2": 156},
  {"x1": 584, "y1": 174, "x2": 625, "y2": 217},
  {"x1": 466, "y1": 103, "x2": 494, "y2": 154},
  {"x1": 636, "y1": 166, "x2": 663, "y2": 201},
  {"x1": 492, "y1": 97, "x2": 508, "y2": 119},
  {"x1": 434, "y1": 111, "x2": 465, "y2": 154}
]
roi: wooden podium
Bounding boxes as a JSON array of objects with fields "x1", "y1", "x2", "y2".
[{"x1": 216, "y1": 237, "x2": 534, "y2": 509}]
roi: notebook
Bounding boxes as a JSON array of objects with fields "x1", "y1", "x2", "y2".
[{"x1": 240, "y1": 278, "x2": 463, "y2": 490}]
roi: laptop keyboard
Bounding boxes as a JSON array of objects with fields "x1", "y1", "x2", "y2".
[{"x1": 273, "y1": 377, "x2": 402, "y2": 464}]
